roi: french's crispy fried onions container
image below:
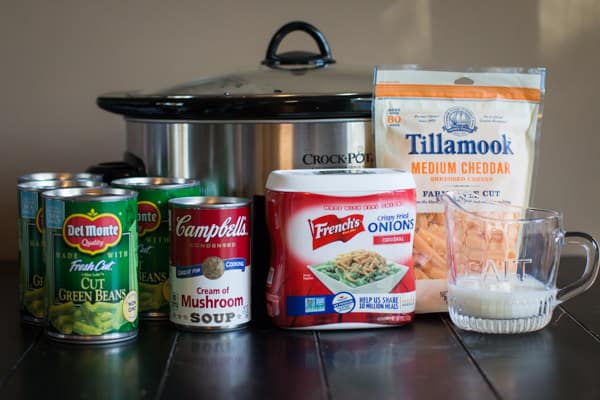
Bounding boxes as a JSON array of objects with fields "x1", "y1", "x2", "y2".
[{"x1": 265, "y1": 168, "x2": 417, "y2": 329}]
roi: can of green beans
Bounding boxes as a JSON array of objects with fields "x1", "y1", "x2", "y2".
[
  {"x1": 42, "y1": 187, "x2": 139, "y2": 344},
  {"x1": 111, "y1": 177, "x2": 202, "y2": 319},
  {"x1": 17, "y1": 179, "x2": 105, "y2": 325}
]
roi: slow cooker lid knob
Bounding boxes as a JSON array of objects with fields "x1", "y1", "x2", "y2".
[{"x1": 262, "y1": 21, "x2": 336, "y2": 70}]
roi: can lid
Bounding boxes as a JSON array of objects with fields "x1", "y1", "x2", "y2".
[
  {"x1": 17, "y1": 180, "x2": 105, "y2": 192},
  {"x1": 42, "y1": 187, "x2": 137, "y2": 202},
  {"x1": 169, "y1": 196, "x2": 250, "y2": 209},
  {"x1": 18, "y1": 172, "x2": 103, "y2": 183},
  {"x1": 111, "y1": 177, "x2": 201, "y2": 190},
  {"x1": 265, "y1": 168, "x2": 415, "y2": 193}
]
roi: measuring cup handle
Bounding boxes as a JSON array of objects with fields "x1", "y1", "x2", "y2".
[{"x1": 557, "y1": 231, "x2": 600, "y2": 303}]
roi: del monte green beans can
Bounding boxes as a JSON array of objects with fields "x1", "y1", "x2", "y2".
[
  {"x1": 111, "y1": 177, "x2": 202, "y2": 319},
  {"x1": 42, "y1": 187, "x2": 138, "y2": 343},
  {"x1": 17, "y1": 179, "x2": 105, "y2": 325}
]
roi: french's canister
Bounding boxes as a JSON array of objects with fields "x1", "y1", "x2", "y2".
[{"x1": 265, "y1": 168, "x2": 417, "y2": 329}]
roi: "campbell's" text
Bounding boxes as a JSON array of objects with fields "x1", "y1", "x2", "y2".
[{"x1": 175, "y1": 214, "x2": 248, "y2": 243}]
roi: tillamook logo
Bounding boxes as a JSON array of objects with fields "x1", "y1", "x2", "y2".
[
  {"x1": 138, "y1": 201, "x2": 161, "y2": 237},
  {"x1": 405, "y1": 133, "x2": 513, "y2": 155},
  {"x1": 443, "y1": 106, "x2": 477, "y2": 135},
  {"x1": 406, "y1": 106, "x2": 514, "y2": 156},
  {"x1": 308, "y1": 214, "x2": 365, "y2": 249},
  {"x1": 63, "y1": 209, "x2": 122, "y2": 255}
]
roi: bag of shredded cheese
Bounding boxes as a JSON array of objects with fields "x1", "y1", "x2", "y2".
[{"x1": 373, "y1": 66, "x2": 546, "y2": 313}]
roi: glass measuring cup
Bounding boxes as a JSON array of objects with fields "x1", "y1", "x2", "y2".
[{"x1": 442, "y1": 191, "x2": 599, "y2": 334}]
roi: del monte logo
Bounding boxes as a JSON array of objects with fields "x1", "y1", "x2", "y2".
[
  {"x1": 138, "y1": 201, "x2": 161, "y2": 237},
  {"x1": 63, "y1": 208, "x2": 122, "y2": 255},
  {"x1": 35, "y1": 208, "x2": 44, "y2": 234}
]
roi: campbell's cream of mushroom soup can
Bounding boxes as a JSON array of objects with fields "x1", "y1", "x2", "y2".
[
  {"x1": 265, "y1": 169, "x2": 417, "y2": 329},
  {"x1": 168, "y1": 197, "x2": 251, "y2": 331}
]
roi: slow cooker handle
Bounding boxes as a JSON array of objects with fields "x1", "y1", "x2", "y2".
[
  {"x1": 86, "y1": 153, "x2": 146, "y2": 183},
  {"x1": 262, "y1": 21, "x2": 336, "y2": 69}
]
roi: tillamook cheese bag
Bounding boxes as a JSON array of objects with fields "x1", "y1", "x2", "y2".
[{"x1": 373, "y1": 67, "x2": 546, "y2": 312}]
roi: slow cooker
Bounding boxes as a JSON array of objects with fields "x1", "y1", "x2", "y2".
[
  {"x1": 95, "y1": 21, "x2": 373, "y2": 196},
  {"x1": 94, "y1": 21, "x2": 374, "y2": 325}
]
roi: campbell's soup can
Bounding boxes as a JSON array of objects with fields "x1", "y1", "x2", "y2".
[
  {"x1": 169, "y1": 197, "x2": 251, "y2": 331},
  {"x1": 42, "y1": 187, "x2": 139, "y2": 344},
  {"x1": 17, "y1": 179, "x2": 105, "y2": 325},
  {"x1": 111, "y1": 177, "x2": 202, "y2": 319},
  {"x1": 265, "y1": 168, "x2": 417, "y2": 329}
]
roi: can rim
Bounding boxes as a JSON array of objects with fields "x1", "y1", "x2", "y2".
[
  {"x1": 46, "y1": 330, "x2": 138, "y2": 345},
  {"x1": 111, "y1": 177, "x2": 201, "y2": 190},
  {"x1": 42, "y1": 187, "x2": 137, "y2": 201},
  {"x1": 17, "y1": 180, "x2": 105, "y2": 192},
  {"x1": 265, "y1": 168, "x2": 415, "y2": 193},
  {"x1": 17, "y1": 172, "x2": 103, "y2": 183},
  {"x1": 168, "y1": 196, "x2": 250, "y2": 208}
]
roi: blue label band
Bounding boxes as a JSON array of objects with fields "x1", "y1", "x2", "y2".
[
  {"x1": 21, "y1": 191, "x2": 38, "y2": 219},
  {"x1": 224, "y1": 258, "x2": 246, "y2": 272},
  {"x1": 287, "y1": 293, "x2": 410, "y2": 316},
  {"x1": 45, "y1": 198, "x2": 65, "y2": 229},
  {"x1": 287, "y1": 293, "x2": 357, "y2": 316},
  {"x1": 176, "y1": 258, "x2": 247, "y2": 278},
  {"x1": 287, "y1": 295, "x2": 335, "y2": 316},
  {"x1": 176, "y1": 265, "x2": 203, "y2": 278}
]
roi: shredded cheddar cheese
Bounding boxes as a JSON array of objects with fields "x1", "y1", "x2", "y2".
[{"x1": 374, "y1": 66, "x2": 545, "y2": 313}]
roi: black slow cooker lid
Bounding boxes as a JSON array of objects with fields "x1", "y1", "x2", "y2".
[{"x1": 97, "y1": 21, "x2": 372, "y2": 120}]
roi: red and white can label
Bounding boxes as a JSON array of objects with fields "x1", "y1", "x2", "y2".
[{"x1": 169, "y1": 204, "x2": 251, "y2": 329}]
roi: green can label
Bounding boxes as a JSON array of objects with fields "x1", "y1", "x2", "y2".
[
  {"x1": 18, "y1": 179, "x2": 104, "y2": 324},
  {"x1": 18, "y1": 190, "x2": 45, "y2": 321},
  {"x1": 45, "y1": 195, "x2": 138, "y2": 340},
  {"x1": 118, "y1": 183, "x2": 201, "y2": 317}
]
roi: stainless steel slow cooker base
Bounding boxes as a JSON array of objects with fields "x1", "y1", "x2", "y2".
[{"x1": 126, "y1": 119, "x2": 372, "y2": 197}]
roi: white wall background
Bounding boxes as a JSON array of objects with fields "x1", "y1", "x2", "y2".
[{"x1": 2, "y1": 0, "x2": 599, "y2": 260}]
